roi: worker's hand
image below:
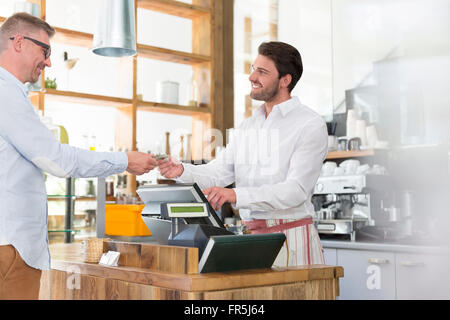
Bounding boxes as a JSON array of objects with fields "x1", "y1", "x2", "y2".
[
  {"x1": 126, "y1": 151, "x2": 157, "y2": 175},
  {"x1": 157, "y1": 156, "x2": 184, "y2": 179},
  {"x1": 203, "y1": 187, "x2": 236, "y2": 211}
]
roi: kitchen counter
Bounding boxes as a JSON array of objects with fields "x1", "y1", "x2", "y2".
[
  {"x1": 39, "y1": 241, "x2": 344, "y2": 300},
  {"x1": 321, "y1": 239, "x2": 450, "y2": 255}
]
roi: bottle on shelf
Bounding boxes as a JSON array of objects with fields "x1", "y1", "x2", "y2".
[
  {"x1": 165, "y1": 132, "x2": 171, "y2": 156},
  {"x1": 185, "y1": 133, "x2": 192, "y2": 162},
  {"x1": 179, "y1": 135, "x2": 185, "y2": 160}
]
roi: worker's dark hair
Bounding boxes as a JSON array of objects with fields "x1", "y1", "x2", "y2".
[{"x1": 258, "y1": 41, "x2": 303, "y2": 92}]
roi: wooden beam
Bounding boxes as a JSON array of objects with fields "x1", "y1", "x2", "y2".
[
  {"x1": 52, "y1": 27, "x2": 93, "y2": 47},
  {"x1": 138, "y1": 101, "x2": 211, "y2": 116},
  {"x1": 137, "y1": 43, "x2": 210, "y2": 65},
  {"x1": 137, "y1": 0, "x2": 210, "y2": 19},
  {"x1": 211, "y1": 0, "x2": 234, "y2": 144},
  {"x1": 44, "y1": 89, "x2": 132, "y2": 108},
  {"x1": 326, "y1": 150, "x2": 375, "y2": 160}
]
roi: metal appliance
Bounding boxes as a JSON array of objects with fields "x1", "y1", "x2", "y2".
[
  {"x1": 136, "y1": 183, "x2": 233, "y2": 259},
  {"x1": 360, "y1": 145, "x2": 449, "y2": 243},
  {"x1": 361, "y1": 175, "x2": 414, "y2": 241},
  {"x1": 313, "y1": 175, "x2": 374, "y2": 241}
]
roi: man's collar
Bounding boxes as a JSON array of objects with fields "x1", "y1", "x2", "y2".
[
  {"x1": 257, "y1": 96, "x2": 300, "y2": 118},
  {"x1": 0, "y1": 66, "x2": 29, "y2": 96}
]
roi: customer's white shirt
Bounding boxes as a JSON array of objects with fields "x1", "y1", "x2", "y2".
[
  {"x1": 178, "y1": 96, "x2": 328, "y2": 221},
  {"x1": 0, "y1": 67, "x2": 128, "y2": 269},
  {"x1": 0, "y1": 235, "x2": 8, "y2": 245}
]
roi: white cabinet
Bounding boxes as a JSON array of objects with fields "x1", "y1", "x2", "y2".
[
  {"x1": 327, "y1": 245, "x2": 450, "y2": 300},
  {"x1": 396, "y1": 253, "x2": 450, "y2": 299},
  {"x1": 337, "y1": 249, "x2": 396, "y2": 300},
  {"x1": 323, "y1": 248, "x2": 337, "y2": 265}
]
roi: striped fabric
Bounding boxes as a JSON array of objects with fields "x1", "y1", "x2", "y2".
[{"x1": 247, "y1": 219, "x2": 325, "y2": 267}]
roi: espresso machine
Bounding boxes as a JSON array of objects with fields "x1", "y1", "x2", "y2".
[
  {"x1": 313, "y1": 145, "x2": 449, "y2": 243},
  {"x1": 313, "y1": 175, "x2": 374, "y2": 241},
  {"x1": 361, "y1": 145, "x2": 450, "y2": 244}
]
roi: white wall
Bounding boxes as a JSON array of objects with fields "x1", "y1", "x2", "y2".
[{"x1": 279, "y1": 0, "x2": 333, "y2": 117}]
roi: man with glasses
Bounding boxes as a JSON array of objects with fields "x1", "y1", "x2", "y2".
[{"x1": 0, "y1": 13, "x2": 157, "y2": 300}]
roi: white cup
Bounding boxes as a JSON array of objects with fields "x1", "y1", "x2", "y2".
[
  {"x1": 333, "y1": 167, "x2": 345, "y2": 176},
  {"x1": 340, "y1": 159, "x2": 360, "y2": 175},
  {"x1": 355, "y1": 120, "x2": 367, "y2": 146},
  {"x1": 156, "y1": 81, "x2": 179, "y2": 104},
  {"x1": 346, "y1": 110, "x2": 357, "y2": 138},
  {"x1": 322, "y1": 161, "x2": 337, "y2": 176},
  {"x1": 356, "y1": 164, "x2": 371, "y2": 175},
  {"x1": 328, "y1": 136, "x2": 337, "y2": 151}
]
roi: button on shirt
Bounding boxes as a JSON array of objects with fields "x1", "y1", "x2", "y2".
[
  {"x1": 0, "y1": 67, "x2": 128, "y2": 270},
  {"x1": 179, "y1": 96, "x2": 328, "y2": 221}
]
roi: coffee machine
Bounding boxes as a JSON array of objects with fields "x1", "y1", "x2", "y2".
[
  {"x1": 361, "y1": 145, "x2": 450, "y2": 244},
  {"x1": 312, "y1": 175, "x2": 374, "y2": 241}
]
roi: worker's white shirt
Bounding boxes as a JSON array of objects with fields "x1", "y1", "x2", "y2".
[
  {"x1": 179, "y1": 96, "x2": 328, "y2": 221},
  {"x1": 0, "y1": 67, "x2": 128, "y2": 269}
]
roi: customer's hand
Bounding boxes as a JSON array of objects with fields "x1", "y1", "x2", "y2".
[
  {"x1": 203, "y1": 187, "x2": 236, "y2": 211},
  {"x1": 157, "y1": 156, "x2": 184, "y2": 179},
  {"x1": 126, "y1": 152, "x2": 157, "y2": 175}
]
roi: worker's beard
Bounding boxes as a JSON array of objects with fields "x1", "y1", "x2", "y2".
[{"x1": 250, "y1": 79, "x2": 280, "y2": 102}]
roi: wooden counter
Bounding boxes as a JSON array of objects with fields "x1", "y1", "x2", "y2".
[{"x1": 39, "y1": 241, "x2": 344, "y2": 300}]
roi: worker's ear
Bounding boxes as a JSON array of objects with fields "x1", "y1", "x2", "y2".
[{"x1": 279, "y1": 74, "x2": 292, "y2": 90}]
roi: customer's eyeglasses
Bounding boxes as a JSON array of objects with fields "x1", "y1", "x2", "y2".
[{"x1": 9, "y1": 35, "x2": 51, "y2": 60}]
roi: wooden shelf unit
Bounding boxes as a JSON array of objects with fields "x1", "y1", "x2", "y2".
[
  {"x1": 137, "y1": 43, "x2": 210, "y2": 65},
  {"x1": 51, "y1": 26, "x2": 212, "y2": 65},
  {"x1": 137, "y1": 0, "x2": 210, "y2": 19},
  {"x1": 1, "y1": 0, "x2": 234, "y2": 195},
  {"x1": 40, "y1": 89, "x2": 211, "y2": 116}
]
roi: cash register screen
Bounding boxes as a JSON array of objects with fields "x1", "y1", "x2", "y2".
[
  {"x1": 167, "y1": 203, "x2": 209, "y2": 218},
  {"x1": 170, "y1": 206, "x2": 206, "y2": 214},
  {"x1": 137, "y1": 183, "x2": 225, "y2": 229}
]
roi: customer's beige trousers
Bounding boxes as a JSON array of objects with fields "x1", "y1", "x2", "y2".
[{"x1": 0, "y1": 245, "x2": 42, "y2": 300}]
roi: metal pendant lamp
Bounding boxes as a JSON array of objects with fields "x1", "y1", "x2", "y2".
[{"x1": 92, "y1": 0, "x2": 137, "y2": 57}]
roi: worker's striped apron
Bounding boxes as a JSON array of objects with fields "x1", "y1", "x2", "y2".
[{"x1": 244, "y1": 216, "x2": 325, "y2": 267}]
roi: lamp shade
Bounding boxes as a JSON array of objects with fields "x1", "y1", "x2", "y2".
[{"x1": 92, "y1": 0, "x2": 137, "y2": 57}]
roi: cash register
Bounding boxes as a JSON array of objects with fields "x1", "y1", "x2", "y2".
[{"x1": 137, "y1": 183, "x2": 286, "y2": 273}]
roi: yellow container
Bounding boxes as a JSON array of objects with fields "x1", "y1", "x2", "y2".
[{"x1": 105, "y1": 204, "x2": 151, "y2": 237}]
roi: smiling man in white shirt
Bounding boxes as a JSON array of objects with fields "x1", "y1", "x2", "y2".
[
  {"x1": 158, "y1": 41, "x2": 328, "y2": 267},
  {"x1": 0, "y1": 13, "x2": 157, "y2": 300}
]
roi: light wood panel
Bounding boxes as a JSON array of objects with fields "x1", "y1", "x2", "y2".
[
  {"x1": 137, "y1": 43, "x2": 210, "y2": 64},
  {"x1": 210, "y1": 0, "x2": 234, "y2": 144},
  {"x1": 44, "y1": 242, "x2": 343, "y2": 300},
  {"x1": 53, "y1": 27, "x2": 93, "y2": 47},
  {"x1": 138, "y1": 101, "x2": 211, "y2": 116},
  {"x1": 104, "y1": 241, "x2": 199, "y2": 274},
  {"x1": 137, "y1": 0, "x2": 210, "y2": 19},
  {"x1": 43, "y1": 269, "x2": 340, "y2": 300},
  {"x1": 49, "y1": 260, "x2": 343, "y2": 295},
  {"x1": 45, "y1": 88, "x2": 132, "y2": 108},
  {"x1": 326, "y1": 149, "x2": 375, "y2": 160}
]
